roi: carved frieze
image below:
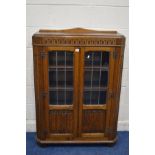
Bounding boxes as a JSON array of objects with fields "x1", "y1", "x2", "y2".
[{"x1": 32, "y1": 37, "x2": 124, "y2": 46}]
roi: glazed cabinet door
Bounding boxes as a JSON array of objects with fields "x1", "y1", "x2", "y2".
[
  {"x1": 42, "y1": 47, "x2": 79, "y2": 141},
  {"x1": 78, "y1": 47, "x2": 115, "y2": 141}
]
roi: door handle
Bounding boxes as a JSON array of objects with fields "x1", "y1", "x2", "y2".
[{"x1": 75, "y1": 48, "x2": 80, "y2": 52}]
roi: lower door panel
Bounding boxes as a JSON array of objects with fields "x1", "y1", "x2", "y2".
[
  {"x1": 81, "y1": 109, "x2": 106, "y2": 134},
  {"x1": 48, "y1": 109, "x2": 74, "y2": 140}
]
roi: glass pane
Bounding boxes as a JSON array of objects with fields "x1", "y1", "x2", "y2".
[
  {"x1": 84, "y1": 71, "x2": 91, "y2": 86},
  {"x1": 84, "y1": 51, "x2": 109, "y2": 105},
  {"x1": 84, "y1": 91, "x2": 91, "y2": 104},
  {"x1": 99, "y1": 91, "x2": 107, "y2": 104},
  {"x1": 49, "y1": 70, "x2": 56, "y2": 87},
  {"x1": 85, "y1": 51, "x2": 109, "y2": 67},
  {"x1": 66, "y1": 71, "x2": 73, "y2": 87},
  {"x1": 92, "y1": 71, "x2": 100, "y2": 87},
  {"x1": 91, "y1": 91, "x2": 100, "y2": 104},
  {"x1": 93, "y1": 52, "x2": 101, "y2": 66},
  {"x1": 66, "y1": 52, "x2": 73, "y2": 66},
  {"x1": 58, "y1": 70, "x2": 65, "y2": 86},
  {"x1": 102, "y1": 52, "x2": 109, "y2": 66},
  {"x1": 100, "y1": 71, "x2": 108, "y2": 87},
  {"x1": 49, "y1": 52, "x2": 56, "y2": 66},
  {"x1": 66, "y1": 91, "x2": 73, "y2": 105},
  {"x1": 85, "y1": 52, "x2": 93, "y2": 66},
  {"x1": 49, "y1": 91, "x2": 57, "y2": 105},
  {"x1": 48, "y1": 51, "x2": 74, "y2": 105},
  {"x1": 57, "y1": 52, "x2": 65, "y2": 66},
  {"x1": 84, "y1": 90, "x2": 106, "y2": 105},
  {"x1": 58, "y1": 91, "x2": 65, "y2": 105}
]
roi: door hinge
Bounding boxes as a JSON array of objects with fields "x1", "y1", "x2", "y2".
[
  {"x1": 113, "y1": 51, "x2": 118, "y2": 60},
  {"x1": 40, "y1": 51, "x2": 47, "y2": 59},
  {"x1": 108, "y1": 91, "x2": 115, "y2": 99},
  {"x1": 40, "y1": 91, "x2": 48, "y2": 98}
]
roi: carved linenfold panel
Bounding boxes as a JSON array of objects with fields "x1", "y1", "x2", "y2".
[
  {"x1": 33, "y1": 37, "x2": 120, "y2": 46},
  {"x1": 49, "y1": 110, "x2": 73, "y2": 134},
  {"x1": 82, "y1": 110, "x2": 106, "y2": 133}
]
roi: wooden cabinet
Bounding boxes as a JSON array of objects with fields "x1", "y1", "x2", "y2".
[{"x1": 32, "y1": 28, "x2": 125, "y2": 144}]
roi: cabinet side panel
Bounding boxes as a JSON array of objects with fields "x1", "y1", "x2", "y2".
[
  {"x1": 33, "y1": 46, "x2": 46, "y2": 140},
  {"x1": 102, "y1": 48, "x2": 115, "y2": 139},
  {"x1": 108, "y1": 46, "x2": 125, "y2": 139}
]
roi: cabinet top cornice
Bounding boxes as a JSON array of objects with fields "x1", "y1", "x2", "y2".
[
  {"x1": 32, "y1": 28, "x2": 125, "y2": 46},
  {"x1": 34, "y1": 28, "x2": 124, "y2": 37}
]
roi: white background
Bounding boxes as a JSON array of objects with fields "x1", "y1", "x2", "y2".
[
  {"x1": 26, "y1": 0, "x2": 129, "y2": 131},
  {"x1": 0, "y1": 0, "x2": 155, "y2": 155}
]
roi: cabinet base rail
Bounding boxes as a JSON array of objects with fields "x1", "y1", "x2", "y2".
[{"x1": 36, "y1": 136, "x2": 117, "y2": 144}]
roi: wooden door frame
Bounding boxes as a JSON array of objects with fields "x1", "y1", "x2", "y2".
[
  {"x1": 78, "y1": 47, "x2": 115, "y2": 138},
  {"x1": 42, "y1": 46, "x2": 79, "y2": 140}
]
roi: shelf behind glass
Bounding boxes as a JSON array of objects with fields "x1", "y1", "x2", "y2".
[{"x1": 48, "y1": 66, "x2": 73, "y2": 69}]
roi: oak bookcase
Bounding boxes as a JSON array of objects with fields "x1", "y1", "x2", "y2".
[{"x1": 32, "y1": 28, "x2": 125, "y2": 144}]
